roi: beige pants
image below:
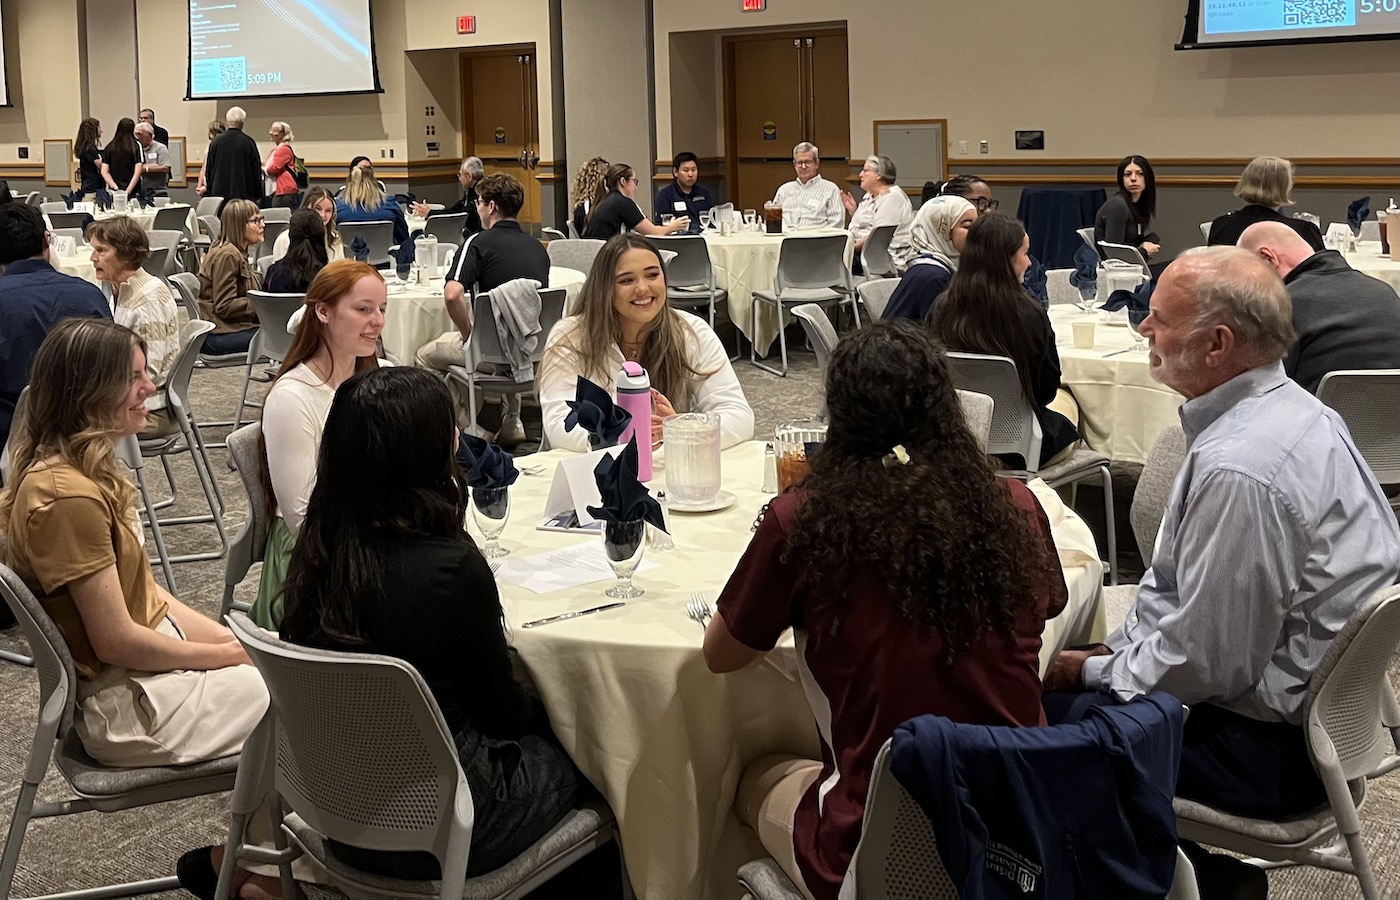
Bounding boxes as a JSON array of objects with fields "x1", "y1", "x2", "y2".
[
  {"x1": 416, "y1": 330, "x2": 521, "y2": 425},
  {"x1": 736, "y1": 755, "x2": 823, "y2": 900},
  {"x1": 1045, "y1": 387, "x2": 1082, "y2": 468},
  {"x1": 76, "y1": 618, "x2": 269, "y2": 768}
]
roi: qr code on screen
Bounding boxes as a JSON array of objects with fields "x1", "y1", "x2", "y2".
[
  {"x1": 218, "y1": 58, "x2": 247, "y2": 92},
  {"x1": 1283, "y1": 0, "x2": 1349, "y2": 26}
]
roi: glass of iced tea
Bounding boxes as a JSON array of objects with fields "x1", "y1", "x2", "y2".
[{"x1": 773, "y1": 419, "x2": 827, "y2": 492}]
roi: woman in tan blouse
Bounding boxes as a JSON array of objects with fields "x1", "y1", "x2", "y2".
[{"x1": 197, "y1": 198, "x2": 265, "y2": 355}]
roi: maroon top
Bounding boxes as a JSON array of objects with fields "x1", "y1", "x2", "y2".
[{"x1": 718, "y1": 480, "x2": 1065, "y2": 900}]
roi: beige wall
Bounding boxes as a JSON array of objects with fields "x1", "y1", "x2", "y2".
[
  {"x1": 0, "y1": 0, "x2": 85, "y2": 166},
  {"x1": 654, "y1": 0, "x2": 1400, "y2": 162},
  {"x1": 667, "y1": 32, "x2": 723, "y2": 159},
  {"x1": 86, "y1": 0, "x2": 138, "y2": 127}
]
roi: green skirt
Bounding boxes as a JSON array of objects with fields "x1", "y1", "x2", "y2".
[{"x1": 250, "y1": 517, "x2": 295, "y2": 630}]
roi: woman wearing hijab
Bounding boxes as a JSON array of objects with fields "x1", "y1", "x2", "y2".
[{"x1": 881, "y1": 196, "x2": 977, "y2": 322}]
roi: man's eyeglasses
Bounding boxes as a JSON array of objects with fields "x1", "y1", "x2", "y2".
[
  {"x1": 972, "y1": 198, "x2": 999, "y2": 212},
  {"x1": 794, "y1": 159, "x2": 818, "y2": 168}
]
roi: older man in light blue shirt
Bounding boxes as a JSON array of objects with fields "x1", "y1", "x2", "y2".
[{"x1": 1045, "y1": 247, "x2": 1400, "y2": 822}]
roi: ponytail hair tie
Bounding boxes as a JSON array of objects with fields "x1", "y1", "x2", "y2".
[{"x1": 883, "y1": 444, "x2": 911, "y2": 468}]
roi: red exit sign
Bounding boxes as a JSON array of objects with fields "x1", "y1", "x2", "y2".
[
  {"x1": 457, "y1": 15, "x2": 476, "y2": 34},
  {"x1": 741, "y1": 0, "x2": 766, "y2": 10}
]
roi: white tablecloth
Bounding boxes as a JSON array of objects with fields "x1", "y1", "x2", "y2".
[
  {"x1": 53, "y1": 251, "x2": 95, "y2": 283},
  {"x1": 1347, "y1": 242, "x2": 1400, "y2": 294},
  {"x1": 496, "y1": 441, "x2": 1104, "y2": 899},
  {"x1": 378, "y1": 266, "x2": 586, "y2": 364},
  {"x1": 93, "y1": 204, "x2": 198, "y2": 237},
  {"x1": 704, "y1": 229, "x2": 852, "y2": 356},
  {"x1": 1049, "y1": 306, "x2": 1183, "y2": 465}
]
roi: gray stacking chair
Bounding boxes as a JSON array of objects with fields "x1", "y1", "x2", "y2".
[
  {"x1": 956, "y1": 390, "x2": 994, "y2": 453},
  {"x1": 338, "y1": 221, "x2": 395, "y2": 268},
  {"x1": 47, "y1": 210, "x2": 91, "y2": 231},
  {"x1": 254, "y1": 220, "x2": 289, "y2": 264},
  {"x1": 220, "y1": 423, "x2": 267, "y2": 621},
  {"x1": 751, "y1": 234, "x2": 858, "y2": 377},
  {"x1": 139, "y1": 246, "x2": 169, "y2": 279},
  {"x1": 541, "y1": 226, "x2": 567, "y2": 242},
  {"x1": 425, "y1": 211, "x2": 471, "y2": 247},
  {"x1": 1317, "y1": 370, "x2": 1400, "y2": 521},
  {"x1": 856, "y1": 278, "x2": 898, "y2": 321},
  {"x1": 945, "y1": 351, "x2": 1117, "y2": 584},
  {"x1": 40, "y1": 201, "x2": 69, "y2": 214},
  {"x1": 860, "y1": 223, "x2": 899, "y2": 278},
  {"x1": 1175, "y1": 585, "x2": 1400, "y2": 900},
  {"x1": 145, "y1": 228, "x2": 186, "y2": 278},
  {"x1": 789, "y1": 303, "x2": 838, "y2": 371},
  {"x1": 218, "y1": 612, "x2": 630, "y2": 900},
  {"x1": 0, "y1": 565, "x2": 239, "y2": 899},
  {"x1": 655, "y1": 234, "x2": 734, "y2": 352},
  {"x1": 113, "y1": 433, "x2": 179, "y2": 592},
  {"x1": 1199, "y1": 222, "x2": 1211, "y2": 241},
  {"x1": 260, "y1": 206, "x2": 292, "y2": 223},
  {"x1": 234, "y1": 291, "x2": 306, "y2": 430},
  {"x1": 546, "y1": 238, "x2": 606, "y2": 276}
]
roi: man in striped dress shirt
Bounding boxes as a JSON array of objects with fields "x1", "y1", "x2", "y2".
[{"x1": 1045, "y1": 247, "x2": 1400, "y2": 825}]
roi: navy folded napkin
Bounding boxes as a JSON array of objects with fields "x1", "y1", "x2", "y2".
[
  {"x1": 351, "y1": 235, "x2": 370, "y2": 262},
  {"x1": 587, "y1": 437, "x2": 666, "y2": 531},
  {"x1": 1068, "y1": 244, "x2": 1099, "y2": 301},
  {"x1": 455, "y1": 433, "x2": 519, "y2": 489},
  {"x1": 1348, "y1": 197, "x2": 1371, "y2": 236},
  {"x1": 565, "y1": 376, "x2": 632, "y2": 450},
  {"x1": 1099, "y1": 287, "x2": 1149, "y2": 315},
  {"x1": 1022, "y1": 255, "x2": 1049, "y2": 309}
]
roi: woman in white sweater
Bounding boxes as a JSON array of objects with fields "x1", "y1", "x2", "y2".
[
  {"x1": 251, "y1": 259, "x2": 389, "y2": 628},
  {"x1": 538, "y1": 234, "x2": 753, "y2": 452}
]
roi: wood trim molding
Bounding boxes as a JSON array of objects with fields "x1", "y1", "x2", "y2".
[
  {"x1": 970, "y1": 157, "x2": 1400, "y2": 168},
  {"x1": 980, "y1": 173, "x2": 1400, "y2": 189}
]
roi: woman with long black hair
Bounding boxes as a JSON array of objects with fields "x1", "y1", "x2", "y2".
[
  {"x1": 1094, "y1": 154, "x2": 1160, "y2": 260},
  {"x1": 704, "y1": 320, "x2": 1065, "y2": 900},
  {"x1": 100, "y1": 117, "x2": 145, "y2": 199}
]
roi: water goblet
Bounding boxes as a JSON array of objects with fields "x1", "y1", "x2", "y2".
[
  {"x1": 602, "y1": 518, "x2": 647, "y2": 599},
  {"x1": 698, "y1": 209, "x2": 712, "y2": 231},
  {"x1": 1127, "y1": 308, "x2": 1149, "y2": 351},
  {"x1": 471, "y1": 485, "x2": 511, "y2": 558},
  {"x1": 395, "y1": 259, "x2": 412, "y2": 286}
]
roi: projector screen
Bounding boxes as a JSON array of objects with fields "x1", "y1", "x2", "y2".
[
  {"x1": 1178, "y1": 0, "x2": 1400, "y2": 48},
  {"x1": 0, "y1": 0, "x2": 10, "y2": 108},
  {"x1": 186, "y1": 0, "x2": 382, "y2": 99}
]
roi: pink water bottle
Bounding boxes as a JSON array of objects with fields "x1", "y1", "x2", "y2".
[{"x1": 616, "y1": 361, "x2": 653, "y2": 482}]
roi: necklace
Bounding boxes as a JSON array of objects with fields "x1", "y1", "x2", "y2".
[{"x1": 620, "y1": 339, "x2": 646, "y2": 362}]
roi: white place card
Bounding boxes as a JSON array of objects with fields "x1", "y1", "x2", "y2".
[{"x1": 542, "y1": 445, "x2": 623, "y2": 528}]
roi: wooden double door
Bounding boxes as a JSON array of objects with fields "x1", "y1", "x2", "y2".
[
  {"x1": 460, "y1": 47, "x2": 541, "y2": 228},
  {"x1": 725, "y1": 29, "x2": 850, "y2": 213}
]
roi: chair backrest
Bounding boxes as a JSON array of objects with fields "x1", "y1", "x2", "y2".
[
  {"x1": 163, "y1": 319, "x2": 216, "y2": 420},
  {"x1": 775, "y1": 234, "x2": 852, "y2": 295},
  {"x1": 261, "y1": 207, "x2": 292, "y2": 223},
  {"x1": 152, "y1": 204, "x2": 193, "y2": 238},
  {"x1": 541, "y1": 226, "x2": 567, "y2": 242},
  {"x1": 338, "y1": 221, "x2": 395, "y2": 267},
  {"x1": 1098, "y1": 241, "x2": 1152, "y2": 280},
  {"x1": 40, "y1": 201, "x2": 68, "y2": 214},
  {"x1": 861, "y1": 224, "x2": 899, "y2": 277},
  {"x1": 196, "y1": 196, "x2": 224, "y2": 220},
  {"x1": 248, "y1": 291, "x2": 306, "y2": 365},
  {"x1": 0, "y1": 564, "x2": 80, "y2": 746},
  {"x1": 225, "y1": 612, "x2": 474, "y2": 883},
  {"x1": 140, "y1": 246, "x2": 169, "y2": 278},
  {"x1": 1130, "y1": 425, "x2": 1187, "y2": 567},
  {"x1": 1306, "y1": 585, "x2": 1400, "y2": 783},
  {"x1": 222, "y1": 423, "x2": 269, "y2": 610},
  {"x1": 1293, "y1": 211, "x2": 1321, "y2": 228},
  {"x1": 956, "y1": 390, "x2": 994, "y2": 453},
  {"x1": 790, "y1": 304, "x2": 837, "y2": 370},
  {"x1": 945, "y1": 352, "x2": 1041, "y2": 471},
  {"x1": 1358, "y1": 220, "x2": 1381, "y2": 243},
  {"x1": 842, "y1": 741, "x2": 958, "y2": 898},
  {"x1": 23, "y1": 191, "x2": 41, "y2": 208},
  {"x1": 546, "y1": 238, "x2": 605, "y2": 275},
  {"x1": 146, "y1": 228, "x2": 184, "y2": 255},
  {"x1": 1198, "y1": 222, "x2": 1211, "y2": 241},
  {"x1": 857, "y1": 278, "x2": 898, "y2": 320},
  {"x1": 256, "y1": 255, "x2": 275, "y2": 277},
  {"x1": 256, "y1": 221, "x2": 290, "y2": 261},
  {"x1": 424, "y1": 212, "x2": 470, "y2": 247},
  {"x1": 467, "y1": 287, "x2": 567, "y2": 372},
  {"x1": 198, "y1": 213, "x2": 222, "y2": 242},
  {"x1": 169, "y1": 271, "x2": 204, "y2": 321},
  {"x1": 48, "y1": 211, "x2": 90, "y2": 230},
  {"x1": 566, "y1": 220, "x2": 581, "y2": 239},
  {"x1": 1317, "y1": 370, "x2": 1400, "y2": 489},
  {"x1": 51, "y1": 227, "x2": 85, "y2": 243},
  {"x1": 653, "y1": 234, "x2": 714, "y2": 289},
  {"x1": 1076, "y1": 227, "x2": 1096, "y2": 253}
]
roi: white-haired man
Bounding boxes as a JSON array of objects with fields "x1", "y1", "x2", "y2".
[
  {"x1": 411, "y1": 156, "x2": 485, "y2": 238},
  {"x1": 203, "y1": 106, "x2": 262, "y2": 206},
  {"x1": 770, "y1": 142, "x2": 843, "y2": 230},
  {"x1": 134, "y1": 123, "x2": 171, "y2": 196}
]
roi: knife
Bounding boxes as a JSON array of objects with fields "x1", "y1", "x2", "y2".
[{"x1": 522, "y1": 602, "x2": 625, "y2": 628}]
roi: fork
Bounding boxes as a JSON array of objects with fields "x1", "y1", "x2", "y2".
[{"x1": 686, "y1": 593, "x2": 713, "y2": 629}]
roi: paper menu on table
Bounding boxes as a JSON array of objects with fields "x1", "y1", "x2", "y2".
[{"x1": 495, "y1": 542, "x2": 657, "y2": 595}]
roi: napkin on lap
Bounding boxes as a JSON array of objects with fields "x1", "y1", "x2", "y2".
[
  {"x1": 587, "y1": 437, "x2": 666, "y2": 531},
  {"x1": 565, "y1": 376, "x2": 632, "y2": 449},
  {"x1": 1348, "y1": 197, "x2": 1371, "y2": 236},
  {"x1": 456, "y1": 434, "x2": 520, "y2": 488}
]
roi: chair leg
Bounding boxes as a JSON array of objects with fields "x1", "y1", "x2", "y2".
[
  {"x1": 188, "y1": 419, "x2": 226, "y2": 514},
  {"x1": 214, "y1": 810, "x2": 251, "y2": 900},
  {"x1": 0, "y1": 781, "x2": 38, "y2": 898},
  {"x1": 0, "y1": 649, "x2": 34, "y2": 667},
  {"x1": 1099, "y1": 465, "x2": 1118, "y2": 586},
  {"x1": 135, "y1": 466, "x2": 178, "y2": 593},
  {"x1": 233, "y1": 356, "x2": 256, "y2": 431},
  {"x1": 1342, "y1": 829, "x2": 1381, "y2": 900},
  {"x1": 750, "y1": 298, "x2": 789, "y2": 376}
]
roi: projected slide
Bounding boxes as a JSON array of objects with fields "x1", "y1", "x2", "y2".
[
  {"x1": 1200, "y1": 0, "x2": 1400, "y2": 44},
  {"x1": 188, "y1": 0, "x2": 380, "y2": 99}
]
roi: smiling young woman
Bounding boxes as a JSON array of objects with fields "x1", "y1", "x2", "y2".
[{"x1": 537, "y1": 233, "x2": 754, "y2": 452}]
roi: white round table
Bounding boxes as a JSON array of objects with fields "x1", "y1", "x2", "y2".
[
  {"x1": 379, "y1": 266, "x2": 587, "y2": 365},
  {"x1": 1049, "y1": 305, "x2": 1183, "y2": 465},
  {"x1": 493, "y1": 440, "x2": 1105, "y2": 900},
  {"x1": 702, "y1": 228, "x2": 852, "y2": 356},
  {"x1": 52, "y1": 250, "x2": 95, "y2": 284},
  {"x1": 91, "y1": 203, "x2": 198, "y2": 237},
  {"x1": 1346, "y1": 242, "x2": 1400, "y2": 294}
]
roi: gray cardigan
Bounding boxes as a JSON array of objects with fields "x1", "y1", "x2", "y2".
[{"x1": 1283, "y1": 250, "x2": 1400, "y2": 394}]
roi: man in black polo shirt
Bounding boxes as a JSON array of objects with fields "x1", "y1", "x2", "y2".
[
  {"x1": 655, "y1": 151, "x2": 713, "y2": 234},
  {"x1": 417, "y1": 173, "x2": 549, "y2": 446}
]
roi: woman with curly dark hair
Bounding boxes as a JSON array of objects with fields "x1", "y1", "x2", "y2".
[{"x1": 703, "y1": 320, "x2": 1066, "y2": 900}]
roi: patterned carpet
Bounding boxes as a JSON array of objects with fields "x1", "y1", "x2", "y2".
[{"x1": 0, "y1": 329, "x2": 1395, "y2": 898}]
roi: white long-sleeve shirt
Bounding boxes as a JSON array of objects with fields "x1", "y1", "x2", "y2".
[
  {"x1": 772, "y1": 174, "x2": 844, "y2": 230},
  {"x1": 539, "y1": 311, "x2": 755, "y2": 453}
]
